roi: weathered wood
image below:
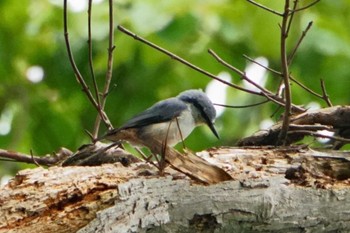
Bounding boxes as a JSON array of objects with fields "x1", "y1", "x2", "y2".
[
  {"x1": 1, "y1": 147, "x2": 350, "y2": 233},
  {"x1": 96, "y1": 130, "x2": 233, "y2": 184},
  {"x1": 0, "y1": 164, "x2": 134, "y2": 233},
  {"x1": 61, "y1": 142, "x2": 140, "y2": 167},
  {"x1": 238, "y1": 106, "x2": 350, "y2": 146}
]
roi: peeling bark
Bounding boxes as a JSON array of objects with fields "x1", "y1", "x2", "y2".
[{"x1": 1, "y1": 147, "x2": 350, "y2": 233}]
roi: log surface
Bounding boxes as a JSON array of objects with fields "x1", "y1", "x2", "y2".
[{"x1": 1, "y1": 147, "x2": 350, "y2": 233}]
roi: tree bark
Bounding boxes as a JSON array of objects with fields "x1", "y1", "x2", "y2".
[{"x1": 1, "y1": 147, "x2": 350, "y2": 233}]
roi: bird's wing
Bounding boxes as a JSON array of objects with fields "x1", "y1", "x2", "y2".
[{"x1": 119, "y1": 97, "x2": 188, "y2": 129}]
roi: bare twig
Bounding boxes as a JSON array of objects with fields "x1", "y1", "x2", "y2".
[
  {"x1": 63, "y1": 0, "x2": 112, "y2": 133},
  {"x1": 289, "y1": 75, "x2": 323, "y2": 99},
  {"x1": 238, "y1": 106, "x2": 350, "y2": 146},
  {"x1": 288, "y1": 21, "x2": 313, "y2": 65},
  {"x1": 117, "y1": 25, "x2": 304, "y2": 113},
  {"x1": 292, "y1": 0, "x2": 321, "y2": 13},
  {"x1": 260, "y1": 92, "x2": 289, "y2": 108},
  {"x1": 63, "y1": 1, "x2": 96, "y2": 107},
  {"x1": 91, "y1": 0, "x2": 115, "y2": 134},
  {"x1": 320, "y1": 79, "x2": 333, "y2": 107},
  {"x1": 87, "y1": 0, "x2": 100, "y2": 105},
  {"x1": 84, "y1": 129, "x2": 95, "y2": 141},
  {"x1": 270, "y1": 105, "x2": 283, "y2": 119},
  {"x1": 214, "y1": 99, "x2": 269, "y2": 108},
  {"x1": 246, "y1": 0, "x2": 283, "y2": 16},
  {"x1": 243, "y1": 54, "x2": 322, "y2": 100},
  {"x1": 277, "y1": 0, "x2": 293, "y2": 145},
  {"x1": 285, "y1": 0, "x2": 298, "y2": 37},
  {"x1": 100, "y1": 0, "x2": 115, "y2": 130},
  {"x1": 243, "y1": 54, "x2": 285, "y2": 100},
  {"x1": 289, "y1": 124, "x2": 333, "y2": 132},
  {"x1": 30, "y1": 149, "x2": 41, "y2": 167},
  {"x1": 288, "y1": 130, "x2": 350, "y2": 143},
  {"x1": 243, "y1": 54, "x2": 280, "y2": 76},
  {"x1": 117, "y1": 25, "x2": 261, "y2": 96},
  {"x1": 0, "y1": 148, "x2": 72, "y2": 166},
  {"x1": 87, "y1": 0, "x2": 103, "y2": 138},
  {"x1": 208, "y1": 49, "x2": 271, "y2": 94},
  {"x1": 209, "y1": 49, "x2": 305, "y2": 113}
]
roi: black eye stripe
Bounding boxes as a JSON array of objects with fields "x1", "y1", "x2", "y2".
[
  {"x1": 178, "y1": 91, "x2": 216, "y2": 123},
  {"x1": 189, "y1": 100, "x2": 213, "y2": 125}
]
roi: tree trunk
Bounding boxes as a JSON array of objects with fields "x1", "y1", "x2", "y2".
[{"x1": 1, "y1": 147, "x2": 350, "y2": 233}]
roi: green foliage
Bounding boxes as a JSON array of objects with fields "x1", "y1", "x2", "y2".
[{"x1": 1, "y1": 0, "x2": 350, "y2": 176}]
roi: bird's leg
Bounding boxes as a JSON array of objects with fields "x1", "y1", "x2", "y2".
[
  {"x1": 175, "y1": 117, "x2": 186, "y2": 150},
  {"x1": 158, "y1": 119, "x2": 174, "y2": 175},
  {"x1": 135, "y1": 147, "x2": 160, "y2": 169}
]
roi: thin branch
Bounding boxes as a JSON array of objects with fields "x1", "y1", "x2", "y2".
[
  {"x1": 288, "y1": 130, "x2": 350, "y2": 144},
  {"x1": 214, "y1": 99, "x2": 269, "y2": 108},
  {"x1": 285, "y1": 0, "x2": 298, "y2": 37},
  {"x1": 0, "y1": 148, "x2": 72, "y2": 166},
  {"x1": 30, "y1": 149, "x2": 41, "y2": 167},
  {"x1": 246, "y1": 0, "x2": 283, "y2": 16},
  {"x1": 243, "y1": 54, "x2": 280, "y2": 76},
  {"x1": 292, "y1": 0, "x2": 321, "y2": 13},
  {"x1": 270, "y1": 105, "x2": 283, "y2": 119},
  {"x1": 87, "y1": 0, "x2": 103, "y2": 138},
  {"x1": 101, "y1": 0, "x2": 115, "y2": 130},
  {"x1": 208, "y1": 49, "x2": 305, "y2": 113},
  {"x1": 84, "y1": 129, "x2": 95, "y2": 141},
  {"x1": 277, "y1": 0, "x2": 293, "y2": 145},
  {"x1": 118, "y1": 25, "x2": 306, "y2": 114},
  {"x1": 288, "y1": 21, "x2": 313, "y2": 65},
  {"x1": 243, "y1": 54, "x2": 286, "y2": 101},
  {"x1": 289, "y1": 124, "x2": 333, "y2": 132},
  {"x1": 63, "y1": 1, "x2": 97, "y2": 109},
  {"x1": 92, "y1": 0, "x2": 115, "y2": 134},
  {"x1": 208, "y1": 49, "x2": 271, "y2": 94},
  {"x1": 244, "y1": 55, "x2": 323, "y2": 103},
  {"x1": 63, "y1": 0, "x2": 112, "y2": 131},
  {"x1": 117, "y1": 25, "x2": 261, "y2": 96},
  {"x1": 87, "y1": 0, "x2": 100, "y2": 105},
  {"x1": 320, "y1": 79, "x2": 333, "y2": 107},
  {"x1": 289, "y1": 75, "x2": 324, "y2": 100},
  {"x1": 243, "y1": 54, "x2": 322, "y2": 100},
  {"x1": 261, "y1": 92, "x2": 288, "y2": 108}
]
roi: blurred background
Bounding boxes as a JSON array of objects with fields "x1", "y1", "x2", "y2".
[{"x1": 0, "y1": 0, "x2": 350, "y2": 178}]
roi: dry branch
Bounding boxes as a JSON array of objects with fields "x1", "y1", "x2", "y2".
[
  {"x1": 238, "y1": 106, "x2": 350, "y2": 147},
  {"x1": 61, "y1": 142, "x2": 140, "y2": 167},
  {"x1": 63, "y1": 0, "x2": 113, "y2": 132},
  {"x1": 0, "y1": 148, "x2": 72, "y2": 166}
]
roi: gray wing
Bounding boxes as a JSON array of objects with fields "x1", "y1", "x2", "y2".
[{"x1": 120, "y1": 97, "x2": 187, "y2": 129}]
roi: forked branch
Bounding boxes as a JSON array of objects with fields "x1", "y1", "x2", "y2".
[{"x1": 63, "y1": 0, "x2": 113, "y2": 135}]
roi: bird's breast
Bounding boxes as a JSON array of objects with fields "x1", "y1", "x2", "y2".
[{"x1": 139, "y1": 110, "x2": 196, "y2": 146}]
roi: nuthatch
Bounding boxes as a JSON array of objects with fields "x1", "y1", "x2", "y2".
[{"x1": 100, "y1": 89, "x2": 219, "y2": 149}]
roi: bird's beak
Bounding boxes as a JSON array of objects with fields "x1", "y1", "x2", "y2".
[{"x1": 207, "y1": 121, "x2": 220, "y2": 139}]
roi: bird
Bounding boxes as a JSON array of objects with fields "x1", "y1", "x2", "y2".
[{"x1": 99, "y1": 89, "x2": 219, "y2": 150}]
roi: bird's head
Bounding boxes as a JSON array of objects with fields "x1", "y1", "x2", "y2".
[{"x1": 177, "y1": 89, "x2": 219, "y2": 139}]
